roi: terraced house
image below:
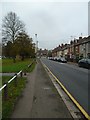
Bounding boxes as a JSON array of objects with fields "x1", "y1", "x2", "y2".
[{"x1": 52, "y1": 36, "x2": 90, "y2": 62}]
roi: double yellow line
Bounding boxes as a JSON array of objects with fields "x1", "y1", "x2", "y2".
[{"x1": 43, "y1": 63, "x2": 90, "y2": 120}]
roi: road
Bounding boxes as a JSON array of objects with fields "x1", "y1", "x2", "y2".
[{"x1": 41, "y1": 58, "x2": 89, "y2": 116}]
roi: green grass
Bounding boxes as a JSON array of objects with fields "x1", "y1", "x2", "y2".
[
  {"x1": 25, "y1": 62, "x2": 36, "y2": 73},
  {"x1": 2, "y1": 61, "x2": 36, "y2": 118},
  {"x1": 1, "y1": 58, "x2": 36, "y2": 118},
  {"x1": 2, "y1": 76, "x2": 27, "y2": 118},
  {"x1": 0, "y1": 59, "x2": 2, "y2": 73},
  {"x1": 0, "y1": 76, "x2": 2, "y2": 88},
  {"x1": 2, "y1": 76, "x2": 12, "y2": 85},
  {"x1": 2, "y1": 58, "x2": 35, "y2": 73}
]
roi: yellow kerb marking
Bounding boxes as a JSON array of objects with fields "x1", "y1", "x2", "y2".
[{"x1": 43, "y1": 63, "x2": 90, "y2": 120}]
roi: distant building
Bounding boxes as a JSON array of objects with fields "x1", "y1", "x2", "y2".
[
  {"x1": 38, "y1": 48, "x2": 48, "y2": 57},
  {"x1": 52, "y1": 47, "x2": 59, "y2": 57},
  {"x1": 51, "y1": 36, "x2": 90, "y2": 62},
  {"x1": 79, "y1": 36, "x2": 90, "y2": 58}
]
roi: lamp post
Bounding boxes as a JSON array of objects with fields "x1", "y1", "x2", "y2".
[{"x1": 35, "y1": 34, "x2": 38, "y2": 57}]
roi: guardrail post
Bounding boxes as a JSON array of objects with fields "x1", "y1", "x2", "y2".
[
  {"x1": 4, "y1": 83, "x2": 8, "y2": 100},
  {"x1": 24, "y1": 69, "x2": 26, "y2": 75},
  {"x1": 14, "y1": 74, "x2": 17, "y2": 87},
  {"x1": 20, "y1": 71, "x2": 23, "y2": 77}
]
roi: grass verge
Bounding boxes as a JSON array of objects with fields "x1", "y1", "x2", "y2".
[
  {"x1": 2, "y1": 61, "x2": 36, "y2": 118},
  {"x1": 2, "y1": 58, "x2": 35, "y2": 73},
  {"x1": 2, "y1": 76, "x2": 26, "y2": 118},
  {"x1": 24, "y1": 61, "x2": 36, "y2": 73}
]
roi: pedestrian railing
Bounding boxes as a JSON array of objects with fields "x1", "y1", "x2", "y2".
[{"x1": 0, "y1": 60, "x2": 35, "y2": 100}]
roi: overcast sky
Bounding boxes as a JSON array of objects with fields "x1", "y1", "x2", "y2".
[{"x1": 0, "y1": 0, "x2": 89, "y2": 50}]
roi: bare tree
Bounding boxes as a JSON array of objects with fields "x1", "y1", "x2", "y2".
[{"x1": 2, "y1": 12, "x2": 25, "y2": 43}]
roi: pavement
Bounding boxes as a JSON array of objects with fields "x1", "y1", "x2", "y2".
[{"x1": 11, "y1": 59, "x2": 72, "y2": 118}]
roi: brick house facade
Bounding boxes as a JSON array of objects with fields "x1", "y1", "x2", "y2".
[{"x1": 52, "y1": 36, "x2": 90, "y2": 61}]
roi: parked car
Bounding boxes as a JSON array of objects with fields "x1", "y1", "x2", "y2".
[
  {"x1": 60, "y1": 57, "x2": 67, "y2": 63},
  {"x1": 48, "y1": 57, "x2": 51, "y2": 60},
  {"x1": 57, "y1": 57, "x2": 67, "y2": 63},
  {"x1": 78, "y1": 58, "x2": 90, "y2": 69},
  {"x1": 48, "y1": 57, "x2": 54, "y2": 60},
  {"x1": 57, "y1": 57, "x2": 61, "y2": 62},
  {"x1": 53, "y1": 57, "x2": 58, "y2": 61}
]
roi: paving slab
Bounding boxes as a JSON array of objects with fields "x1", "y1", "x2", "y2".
[{"x1": 11, "y1": 59, "x2": 72, "y2": 118}]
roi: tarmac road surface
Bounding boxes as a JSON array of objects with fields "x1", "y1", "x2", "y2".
[{"x1": 41, "y1": 58, "x2": 89, "y2": 116}]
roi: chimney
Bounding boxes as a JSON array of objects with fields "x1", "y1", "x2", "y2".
[
  {"x1": 70, "y1": 40, "x2": 73, "y2": 44},
  {"x1": 61, "y1": 44, "x2": 64, "y2": 47},
  {"x1": 74, "y1": 39, "x2": 76, "y2": 43},
  {"x1": 59, "y1": 45, "x2": 60, "y2": 47},
  {"x1": 77, "y1": 40, "x2": 79, "y2": 43},
  {"x1": 65, "y1": 43, "x2": 67, "y2": 46},
  {"x1": 79, "y1": 37, "x2": 82, "y2": 39}
]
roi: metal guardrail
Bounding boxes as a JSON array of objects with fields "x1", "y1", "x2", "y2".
[
  {"x1": 0, "y1": 60, "x2": 35, "y2": 93},
  {"x1": 0, "y1": 70, "x2": 23, "y2": 100},
  {"x1": 0, "y1": 70, "x2": 23, "y2": 92},
  {"x1": 0, "y1": 84, "x2": 6, "y2": 92},
  {"x1": 0, "y1": 70, "x2": 22, "y2": 92}
]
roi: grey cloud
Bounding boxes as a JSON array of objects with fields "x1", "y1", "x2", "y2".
[{"x1": 1, "y1": 2, "x2": 88, "y2": 49}]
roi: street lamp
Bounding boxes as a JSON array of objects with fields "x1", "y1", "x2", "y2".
[{"x1": 35, "y1": 34, "x2": 38, "y2": 57}]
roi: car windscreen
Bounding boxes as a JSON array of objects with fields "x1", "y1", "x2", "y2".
[{"x1": 80, "y1": 59, "x2": 86, "y2": 62}]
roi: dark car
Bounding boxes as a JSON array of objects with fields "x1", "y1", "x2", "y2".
[{"x1": 78, "y1": 58, "x2": 90, "y2": 69}]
